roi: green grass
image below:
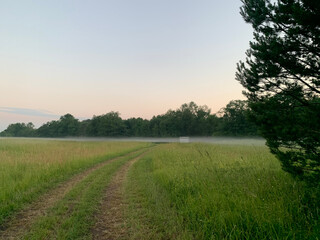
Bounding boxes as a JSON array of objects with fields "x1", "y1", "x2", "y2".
[
  {"x1": 23, "y1": 148, "x2": 149, "y2": 240},
  {"x1": 1, "y1": 140, "x2": 319, "y2": 239},
  {"x1": 0, "y1": 139, "x2": 151, "y2": 225},
  {"x1": 124, "y1": 143, "x2": 320, "y2": 239}
]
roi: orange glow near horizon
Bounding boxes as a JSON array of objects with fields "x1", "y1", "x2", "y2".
[{"x1": 0, "y1": 0, "x2": 252, "y2": 131}]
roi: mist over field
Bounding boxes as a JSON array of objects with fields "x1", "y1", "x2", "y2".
[{"x1": 0, "y1": 136, "x2": 266, "y2": 145}]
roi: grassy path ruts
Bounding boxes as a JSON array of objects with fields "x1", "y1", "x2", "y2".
[
  {"x1": 0, "y1": 148, "x2": 146, "y2": 240},
  {"x1": 91, "y1": 151, "x2": 149, "y2": 240},
  {"x1": 23, "y1": 148, "x2": 153, "y2": 239}
]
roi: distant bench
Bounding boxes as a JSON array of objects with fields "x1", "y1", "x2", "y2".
[{"x1": 179, "y1": 137, "x2": 190, "y2": 143}]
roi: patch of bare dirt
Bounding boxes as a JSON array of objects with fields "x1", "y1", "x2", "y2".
[
  {"x1": 92, "y1": 152, "x2": 148, "y2": 240},
  {"x1": 0, "y1": 150, "x2": 141, "y2": 240}
]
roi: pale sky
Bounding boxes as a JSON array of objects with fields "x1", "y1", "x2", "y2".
[{"x1": 0, "y1": 0, "x2": 252, "y2": 131}]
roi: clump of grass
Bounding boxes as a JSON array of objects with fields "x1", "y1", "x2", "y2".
[
  {"x1": 0, "y1": 139, "x2": 150, "y2": 225},
  {"x1": 125, "y1": 143, "x2": 320, "y2": 239},
  {"x1": 124, "y1": 152, "x2": 191, "y2": 239}
]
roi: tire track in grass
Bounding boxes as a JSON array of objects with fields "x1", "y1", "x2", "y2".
[
  {"x1": 91, "y1": 151, "x2": 149, "y2": 240},
  {"x1": 25, "y1": 148, "x2": 152, "y2": 240},
  {"x1": 0, "y1": 148, "x2": 145, "y2": 240}
]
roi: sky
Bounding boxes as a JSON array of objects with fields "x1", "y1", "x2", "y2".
[{"x1": 0, "y1": 0, "x2": 253, "y2": 131}]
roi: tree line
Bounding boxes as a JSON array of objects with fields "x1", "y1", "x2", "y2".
[{"x1": 0, "y1": 100, "x2": 258, "y2": 138}]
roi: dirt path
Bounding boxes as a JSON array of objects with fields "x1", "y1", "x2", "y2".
[
  {"x1": 0, "y1": 149, "x2": 142, "y2": 240},
  {"x1": 92, "y1": 152, "x2": 147, "y2": 240}
]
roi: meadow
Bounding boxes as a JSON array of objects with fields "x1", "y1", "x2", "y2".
[
  {"x1": 125, "y1": 143, "x2": 320, "y2": 239},
  {"x1": 0, "y1": 139, "x2": 151, "y2": 227},
  {"x1": 0, "y1": 139, "x2": 319, "y2": 239}
]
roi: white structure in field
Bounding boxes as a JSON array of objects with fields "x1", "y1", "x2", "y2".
[{"x1": 179, "y1": 137, "x2": 190, "y2": 143}]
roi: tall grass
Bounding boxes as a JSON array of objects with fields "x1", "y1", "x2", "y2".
[
  {"x1": 0, "y1": 139, "x2": 150, "y2": 225},
  {"x1": 125, "y1": 143, "x2": 320, "y2": 239}
]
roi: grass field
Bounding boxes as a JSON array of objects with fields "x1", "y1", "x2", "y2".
[
  {"x1": 0, "y1": 139, "x2": 319, "y2": 239},
  {"x1": 0, "y1": 139, "x2": 151, "y2": 226},
  {"x1": 125, "y1": 143, "x2": 320, "y2": 239}
]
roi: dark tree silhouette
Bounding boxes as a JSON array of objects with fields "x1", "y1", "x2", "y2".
[{"x1": 237, "y1": 0, "x2": 320, "y2": 183}]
